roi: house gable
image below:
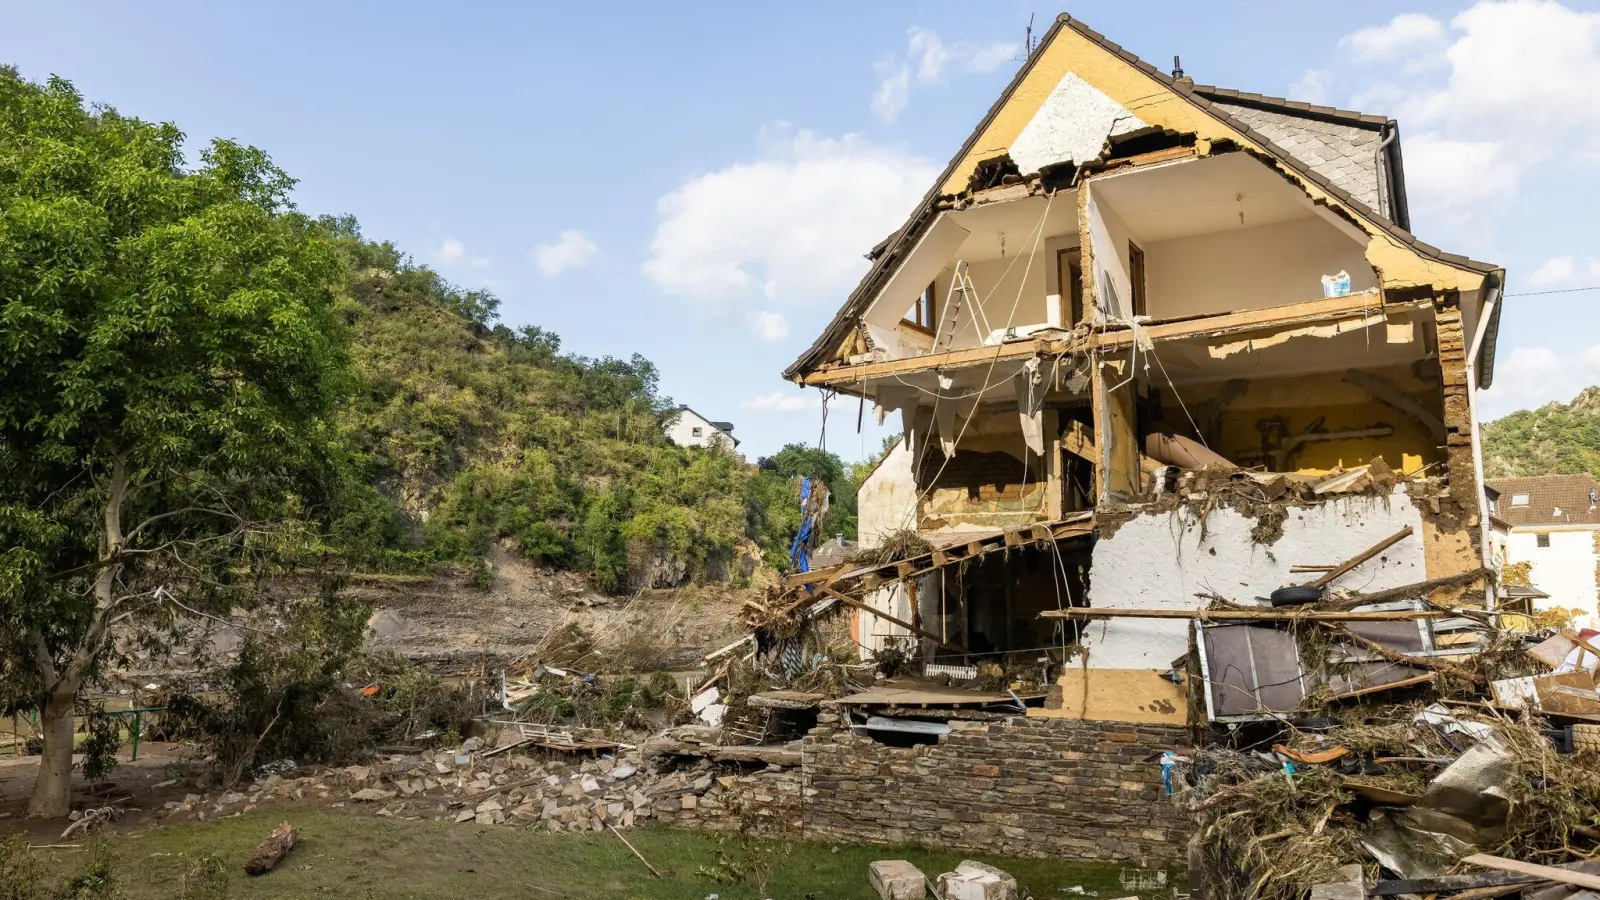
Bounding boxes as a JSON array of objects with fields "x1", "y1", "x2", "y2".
[{"x1": 784, "y1": 13, "x2": 1502, "y2": 384}]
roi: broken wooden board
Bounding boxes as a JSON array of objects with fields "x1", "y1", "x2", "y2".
[
  {"x1": 1040, "y1": 607, "x2": 1449, "y2": 621},
  {"x1": 835, "y1": 683, "x2": 1045, "y2": 709},
  {"x1": 747, "y1": 690, "x2": 826, "y2": 710},
  {"x1": 779, "y1": 514, "x2": 1094, "y2": 592}
]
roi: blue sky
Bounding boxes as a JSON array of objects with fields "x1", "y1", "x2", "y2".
[{"x1": 5, "y1": 1, "x2": 1599, "y2": 461}]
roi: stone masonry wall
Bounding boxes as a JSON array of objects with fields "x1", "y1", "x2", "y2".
[
  {"x1": 653, "y1": 764, "x2": 804, "y2": 841},
  {"x1": 801, "y1": 713, "x2": 1189, "y2": 862}
]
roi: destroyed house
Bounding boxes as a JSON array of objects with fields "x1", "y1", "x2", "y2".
[{"x1": 777, "y1": 14, "x2": 1504, "y2": 731}]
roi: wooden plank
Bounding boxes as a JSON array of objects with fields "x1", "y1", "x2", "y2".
[
  {"x1": 820, "y1": 587, "x2": 967, "y2": 652},
  {"x1": 1326, "y1": 671, "x2": 1435, "y2": 701},
  {"x1": 1312, "y1": 526, "x2": 1414, "y2": 588},
  {"x1": 1089, "y1": 291, "x2": 1387, "y2": 350},
  {"x1": 1039, "y1": 608, "x2": 1448, "y2": 621},
  {"x1": 1462, "y1": 855, "x2": 1600, "y2": 890},
  {"x1": 1062, "y1": 419, "x2": 1098, "y2": 464},
  {"x1": 802, "y1": 339, "x2": 1049, "y2": 386}
]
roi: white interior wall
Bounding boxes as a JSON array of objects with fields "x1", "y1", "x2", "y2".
[
  {"x1": 946, "y1": 252, "x2": 1052, "y2": 349},
  {"x1": 858, "y1": 440, "x2": 919, "y2": 547},
  {"x1": 1087, "y1": 192, "x2": 1138, "y2": 321},
  {"x1": 1085, "y1": 488, "x2": 1429, "y2": 669},
  {"x1": 1507, "y1": 528, "x2": 1600, "y2": 626},
  {"x1": 1145, "y1": 217, "x2": 1375, "y2": 319}
]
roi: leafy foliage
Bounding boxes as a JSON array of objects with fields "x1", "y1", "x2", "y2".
[
  {"x1": 324, "y1": 225, "x2": 859, "y2": 588},
  {"x1": 0, "y1": 67, "x2": 356, "y2": 814},
  {"x1": 1484, "y1": 386, "x2": 1600, "y2": 478}
]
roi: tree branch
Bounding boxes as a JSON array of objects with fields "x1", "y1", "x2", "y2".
[{"x1": 125, "y1": 505, "x2": 242, "y2": 543}]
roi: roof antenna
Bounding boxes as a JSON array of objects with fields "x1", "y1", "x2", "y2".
[
  {"x1": 1172, "y1": 55, "x2": 1185, "y2": 79},
  {"x1": 1019, "y1": 13, "x2": 1036, "y2": 60}
]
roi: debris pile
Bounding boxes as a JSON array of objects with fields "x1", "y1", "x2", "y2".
[
  {"x1": 1174, "y1": 624, "x2": 1600, "y2": 900},
  {"x1": 162, "y1": 731, "x2": 798, "y2": 836}
]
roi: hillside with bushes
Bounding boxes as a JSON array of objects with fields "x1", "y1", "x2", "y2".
[
  {"x1": 1482, "y1": 386, "x2": 1600, "y2": 479},
  {"x1": 322, "y1": 221, "x2": 857, "y2": 590}
]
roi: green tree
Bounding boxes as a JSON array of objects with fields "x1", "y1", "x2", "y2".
[{"x1": 0, "y1": 70, "x2": 349, "y2": 816}]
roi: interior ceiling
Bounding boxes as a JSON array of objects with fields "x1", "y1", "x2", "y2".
[
  {"x1": 1092, "y1": 153, "x2": 1317, "y2": 243},
  {"x1": 947, "y1": 190, "x2": 1079, "y2": 263},
  {"x1": 1141, "y1": 307, "x2": 1435, "y2": 385}
]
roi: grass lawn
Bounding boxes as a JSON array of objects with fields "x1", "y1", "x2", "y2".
[{"x1": 52, "y1": 811, "x2": 1151, "y2": 899}]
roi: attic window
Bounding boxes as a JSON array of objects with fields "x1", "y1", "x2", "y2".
[
  {"x1": 904, "y1": 283, "x2": 935, "y2": 334},
  {"x1": 1511, "y1": 493, "x2": 1530, "y2": 507},
  {"x1": 691, "y1": 426, "x2": 703, "y2": 437},
  {"x1": 1537, "y1": 533, "x2": 1551, "y2": 549}
]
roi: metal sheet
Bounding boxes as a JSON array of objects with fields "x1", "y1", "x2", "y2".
[{"x1": 1202, "y1": 625, "x2": 1305, "y2": 717}]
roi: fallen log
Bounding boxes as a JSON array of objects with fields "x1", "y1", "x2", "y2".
[{"x1": 244, "y1": 821, "x2": 294, "y2": 876}]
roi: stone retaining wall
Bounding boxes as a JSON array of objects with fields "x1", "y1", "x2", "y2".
[
  {"x1": 664, "y1": 713, "x2": 1190, "y2": 862},
  {"x1": 804, "y1": 713, "x2": 1187, "y2": 860}
]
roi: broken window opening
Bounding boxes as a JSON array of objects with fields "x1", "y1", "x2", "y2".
[
  {"x1": 932, "y1": 543, "x2": 1091, "y2": 665},
  {"x1": 968, "y1": 155, "x2": 1022, "y2": 193}
]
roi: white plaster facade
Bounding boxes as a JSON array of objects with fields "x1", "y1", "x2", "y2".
[
  {"x1": 664, "y1": 407, "x2": 736, "y2": 450},
  {"x1": 1085, "y1": 487, "x2": 1429, "y2": 669},
  {"x1": 1504, "y1": 526, "x2": 1600, "y2": 626}
]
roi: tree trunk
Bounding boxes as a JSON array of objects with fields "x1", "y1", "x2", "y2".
[{"x1": 28, "y1": 684, "x2": 77, "y2": 818}]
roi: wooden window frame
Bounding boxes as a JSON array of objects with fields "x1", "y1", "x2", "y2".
[
  {"x1": 902, "y1": 282, "x2": 936, "y2": 335},
  {"x1": 1128, "y1": 241, "x2": 1147, "y2": 318},
  {"x1": 1056, "y1": 248, "x2": 1084, "y2": 326}
]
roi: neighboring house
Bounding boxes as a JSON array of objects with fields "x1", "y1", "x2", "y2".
[
  {"x1": 781, "y1": 14, "x2": 1503, "y2": 724},
  {"x1": 664, "y1": 406, "x2": 738, "y2": 449},
  {"x1": 1486, "y1": 475, "x2": 1600, "y2": 626}
]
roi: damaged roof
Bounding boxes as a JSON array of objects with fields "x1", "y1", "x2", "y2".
[
  {"x1": 1191, "y1": 86, "x2": 1409, "y2": 230},
  {"x1": 783, "y1": 13, "x2": 1501, "y2": 384},
  {"x1": 1486, "y1": 475, "x2": 1600, "y2": 527}
]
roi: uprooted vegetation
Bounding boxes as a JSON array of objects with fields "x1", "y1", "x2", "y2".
[{"x1": 158, "y1": 594, "x2": 478, "y2": 787}]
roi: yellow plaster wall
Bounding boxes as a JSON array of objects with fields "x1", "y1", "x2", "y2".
[
  {"x1": 1194, "y1": 365, "x2": 1444, "y2": 474},
  {"x1": 1034, "y1": 668, "x2": 1188, "y2": 725},
  {"x1": 940, "y1": 21, "x2": 1486, "y2": 294}
]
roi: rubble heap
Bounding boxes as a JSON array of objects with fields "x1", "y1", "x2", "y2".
[
  {"x1": 1174, "y1": 624, "x2": 1600, "y2": 900},
  {"x1": 162, "y1": 733, "x2": 801, "y2": 837}
]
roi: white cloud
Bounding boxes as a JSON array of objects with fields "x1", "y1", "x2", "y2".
[
  {"x1": 908, "y1": 27, "x2": 951, "y2": 83},
  {"x1": 965, "y1": 40, "x2": 1022, "y2": 74},
  {"x1": 1481, "y1": 344, "x2": 1600, "y2": 417},
  {"x1": 871, "y1": 63, "x2": 912, "y2": 123},
  {"x1": 871, "y1": 27, "x2": 1021, "y2": 122},
  {"x1": 1340, "y1": 13, "x2": 1446, "y2": 60},
  {"x1": 1397, "y1": 133, "x2": 1522, "y2": 231},
  {"x1": 435, "y1": 238, "x2": 489, "y2": 269},
  {"x1": 1330, "y1": 2, "x2": 1600, "y2": 247},
  {"x1": 742, "y1": 391, "x2": 821, "y2": 413},
  {"x1": 1423, "y1": 0, "x2": 1600, "y2": 140},
  {"x1": 533, "y1": 229, "x2": 599, "y2": 275},
  {"x1": 1290, "y1": 69, "x2": 1333, "y2": 105},
  {"x1": 747, "y1": 311, "x2": 790, "y2": 342},
  {"x1": 1530, "y1": 256, "x2": 1577, "y2": 286},
  {"x1": 644, "y1": 125, "x2": 938, "y2": 309}
]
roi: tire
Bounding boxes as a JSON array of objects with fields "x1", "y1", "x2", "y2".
[{"x1": 1269, "y1": 585, "x2": 1324, "y2": 607}]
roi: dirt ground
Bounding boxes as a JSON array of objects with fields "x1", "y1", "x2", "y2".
[
  {"x1": 0, "y1": 741, "x2": 197, "y2": 844},
  {"x1": 345, "y1": 545, "x2": 753, "y2": 670}
]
